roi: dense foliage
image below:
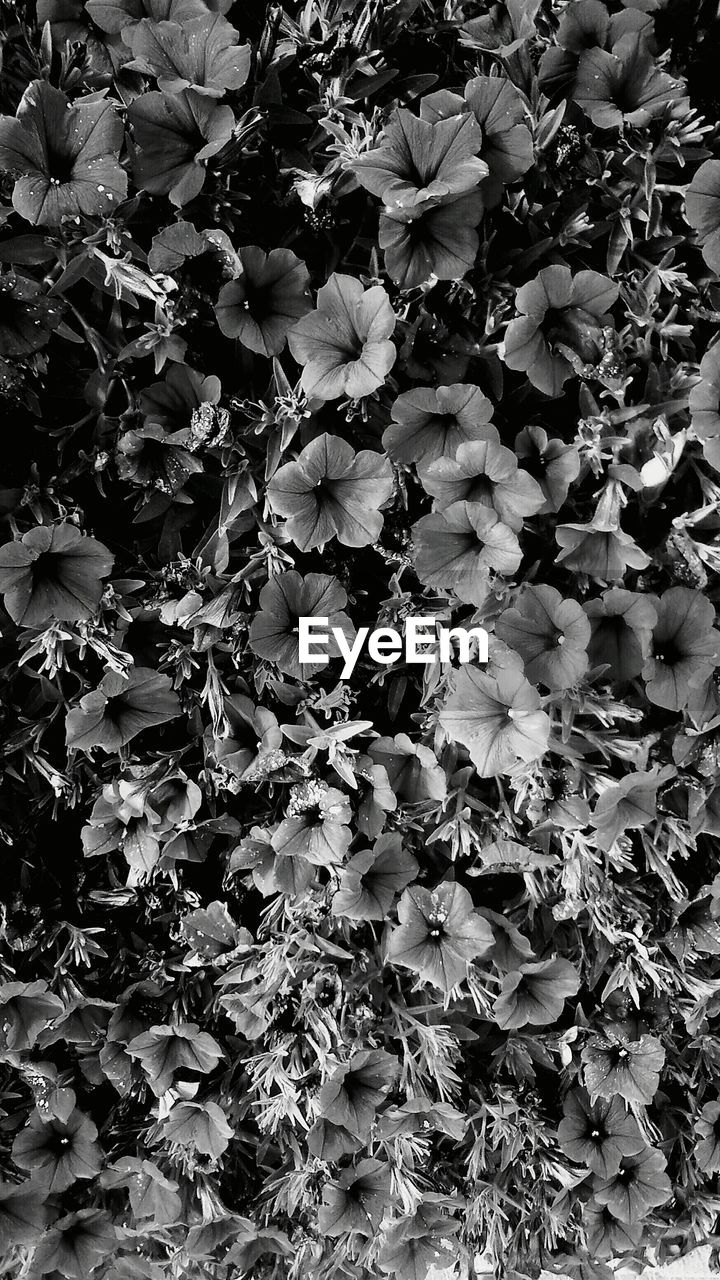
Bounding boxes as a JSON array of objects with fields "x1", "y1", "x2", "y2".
[{"x1": 2, "y1": 0, "x2": 720, "y2": 1277}]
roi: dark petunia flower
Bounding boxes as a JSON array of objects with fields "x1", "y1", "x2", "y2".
[
  {"x1": 0, "y1": 523, "x2": 113, "y2": 628},
  {"x1": 591, "y1": 765, "x2": 674, "y2": 852},
  {"x1": 515, "y1": 425, "x2": 580, "y2": 514},
  {"x1": 368, "y1": 734, "x2": 447, "y2": 804},
  {"x1": 249, "y1": 571, "x2": 354, "y2": 677},
  {"x1": 465, "y1": 76, "x2": 533, "y2": 207},
  {"x1": 215, "y1": 247, "x2": 311, "y2": 356},
  {"x1": 440, "y1": 665, "x2": 550, "y2": 777},
  {"x1": 116, "y1": 425, "x2": 204, "y2": 495},
  {"x1": 689, "y1": 341, "x2": 720, "y2": 471},
  {"x1": 140, "y1": 362, "x2": 221, "y2": 431},
  {"x1": 266, "y1": 433, "x2": 394, "y2": 551},
  {"x1": 495, "y1": 584, "x2": 591, "y2": 690},
  {"x1": 0, "y1": 1180, "x2": 49, "y2": 1248},
  {"x1": 0, "y1": 270, "x2": 62, "y2": 357},
  {"x1": 86, "y1": 0, "x2": 224, "y2": 34},
  {"x1": 582, "y1": 1032, "x2": 665, "y2": 1106},
  {"x1": 558, "y1": 1087, "x2": 645, "y2": 1178},
  {"x1": 592, "y1": 1145, "x2": 671, "y2": 1223},
  {"x1": 125, "y1": 14, "x2": 250, "y2": 97},
  {"x1": 388, "y1": 881, "x2": 493, "y2": 994},
  {"x1": 30, "y1": 1208, "x2": 117, "y2": 1279},
  {"x1": 503, "y1": 265, "x2": 618, "y2": 396},
  {"x1": 575, "y1": 32, "x2": 682, "y2": 129},
  {"x1": 584, "y1": 588, "x2": 658, "y2": 682},
  {"x1": 412, "y1": 501, "x2": 522, "y2": 605},
  {"x1": 417, "y1": 440, "x2": 544, "y2": 531},
  {"x1": 0, "y1": 80, "x2": 126, "y2": 225},
  {"x1": 694, "y1": 1100, "x2": 720, "y2": 1173},
  {"x1": 582, "y1": 1200, "x2": 642, "y2": 1259},
  {"x1": 378, "y1": 191, "x2": 484, "y2": 290},
  {"x1": 65, "y1": 667, "x2": 181, "y2": 753},
  {"x1": 271, "y1": 779, "x2": 352, "y2": 866},
  {"x1": 318, "y1": 1048, "x2": 397, "y2": 1138},
  {"x1": 287, "y1": 274, "x2": 396, "y2": 401},
  {"x1": 0, "y1": 980, "x2": 63, "y2": 1056},
  {"x1": 318, "y1": 1159, "x2": 390, "y2": 1238},
  {"x1": 353, "y1": 108, "x2": 486, "y2": 213},
  {"x1": 383, "y1": 383, "x2": 498, "y2": 466},
  {"x1": 128, "y1": 90, "x2": 235, "y2": 207},
  {"x1": 331, "y1": 832, "x2": 418, "y2": 922},
  {"x1": 642, "y1": 586, "x2": 720, "y2": 711},
  {"x1": 12, "y1": 1108, "x2": 102, "y2": 1192},
  {"x1": 687, "y1": 160, "x2": 720, "y2": 276},
  {"x1": 492, "y1": 957, "x2": 579, "y2": 1029}
]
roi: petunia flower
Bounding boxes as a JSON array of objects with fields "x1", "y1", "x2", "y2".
[
  {"x1": 582, "y1": 1200, "x2": 643, "y2": 1260},
  {"x1": 687, "y1": 160, "x2": 720, "y2": 276},
  {"x1": 555, "y1": 521, "x2": 651, "y2": 580},
  {"x1": 215, "y1": 246, "x2": 311, "y2": 357},
  {"x1": 378, "y1": 191, "x2": 484, "y2": 290},
  {"x1": 368, "y1": 733, "x2": 447, "y2": 803},
  {"x1": 643, "y1": 586, "x2": 720, "y2": 711},
  {"x1": 287, "y1": 274, "x2": 397, "y2": 402},
  {"x1": 266, "y1": 433, "x2": 394, "y2": 551},
  {"x1": 318, "y1": 1159, "x2": 391, "y2": 1238},
  {"x1": 515, "y1": 425, "x2": 581, "y2": 514},
  {"x1": 0, "y1": 80, "x2": 127, "y2": 225},
  {"x1": 249, "y1": 571, "x2": 355, "y2": 678},
  {"x1": 575, "y1": 32, "x2": 682, "y2": 129},
  {"x1": 689, "y1": 341, "x2": 720, "y2": 471},
  {"x1": 387, "y1": 881, "x2": 493, "y2": 995},
  {"x1": 0, "y1": 1181, "x2": 49, "y2": 1249},
  {"x1": 140, "y1": 362, "x2": 221, "y2": 431},
  {"x1": 271, "y1": 779, "x2": 351, "y2": 866},
  {"x1": 417, "y1": 440, "x2": 545, "y2": 531},
  {"x1": 582, "y1": 1032, "x2": 665, "y2": 1106},
  {"x1": 0, "y1": 269, "x2": 62, "y2": 357},
  {"x1": 331, "y1": 832, "x2": 418, "y2": 921},
  {"x1": 128, "y1": 90, "x2": 235, "y2": 207},
  {"x1": 12, "y1": 1108, "x2": 102, "y2": 1193},
  {"x1": 353, "y1": 108, "x2": 487, "y2": 213},
  {"x1": 125, "y1": 14, "x2": 251, "y2": 97},
  {"x1": 584, "y1": 588, "x2": 658, "y2": 682},
  {"x1": 116, "y1": 424, "x2": 203, "y2": 496},
  {"x1": 0, "y1": 523, "x2": 114, "y2": 628},
  {"x1": 558, "y1": 1088, "x2": 645, "y2": 1178},
  {"x1": 492, "y1": 957, "x2": 579, "y2": 1029},
  {"x1": 383, "y1": 383, "x2": 498, "y2": 467},
  {"x1": 495, "y1": 584, "x2": 591, "y2": 690},
  {"x1": 412, "y1": 501, "x2": 522, "y2": 606},
  {"x1": 30, "y1": 1209, "x2": 117, "y2": 1280},
  {"x1": 440, "y1": 665, "x2": 551, "y2": 777},
  {"x1": 318, "y1": 1049, "x2": 397, "y2": 1138},
  {"x1": 694, "y1": 1100, "x2": 720, "y2": 1173},
  {"x1": 0, "y1": 981, "x2": 63, "y2": 1056},
  {"x1": 86, "y1": 0, "x2": 224, "y2": 34},
  {"x1": 65, "y1": 668, "x2": 181, "y2": 753},
  {"x1": 591, "y1": 765, "x2": 674, "y2": 851},
  {"x1": 592, "y1": 1146, "x2": 671, "y2": 1223},
  {"x1": 503, "y1": 265, "x2": 618, "y2": 397},
  {"x1": 464, "y1": 76, "x2": 533, "y2": 207}
]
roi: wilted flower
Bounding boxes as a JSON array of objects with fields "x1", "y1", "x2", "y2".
[
  {"x1": 0, "y1": 80, "x2": 126, "y2": 225},
  {"x1": 0, "y1": 523, "x2": 114, "y2": 628},
  {"x1": 383, "y1": 383, "x2": 498, "y2": 466},
  {"x1": 582, "y1": 1032, "x2": 665, "y2": 1106},
  {"x1": 0, "y1": 269, "x2": 62, "y2": 357},
  {"x1": 503, "y1": 264, "x2": 618, "y2": 396},
  {"x1": 249, "y1": 571, "x2": 355, "y2": 677},
  {"x1": 418, "y1": 440, "x2": 544, "y2": 531},
  {"x1": 558, "y1": 1088, "x2": 645, "y2": 1178},
  {"x1": 266, "y1": 433, "x2": 394, "y2": 550},
  {"x1": 288, "y1": 274, "x2": 397, "y2": 401},
  {"x1": 65, "y1": 668, "x2": 181, "y2": 753},
  {"x1": 12, "y1": 1108, "x2": 102, "y2": 1192},
  {"x1": 440, "y1": 665, "x2": 551, "y2": 777},
  {"x1": 412, "y1": 501, "x2": 522, "y2": 605},
  {"x1": 643, "y1": 586, "x2": 720, "y2": 711},
  {"x1": 592, "y1": 1146, "x2": 671, "y2": 1223},
  {"x1": 128, "y1": 90, "x2": 235, "y2": 207},
  {"x1": 388, "y1": 881, "x2": 493, "y2": 994},
  {"x1": 215, "y1": 246, "x2": 311, "y2": 357},
  {"x1": 493, "y1": 957, "x2": 579, "y2": 1029},
  {"x1": 353, "y1": 108, "x2": 486, "y2": 212},
  {"x1": 584, "y1": 588, "x2": 658, "y2": 682},
  {"x1": 495, "y1": 584, "x2": 590, "y2": 689}
]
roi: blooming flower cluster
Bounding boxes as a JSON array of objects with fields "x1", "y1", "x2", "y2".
[{"x1": 1, "y1": 3, "x2": 720, "y2": 1280}]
